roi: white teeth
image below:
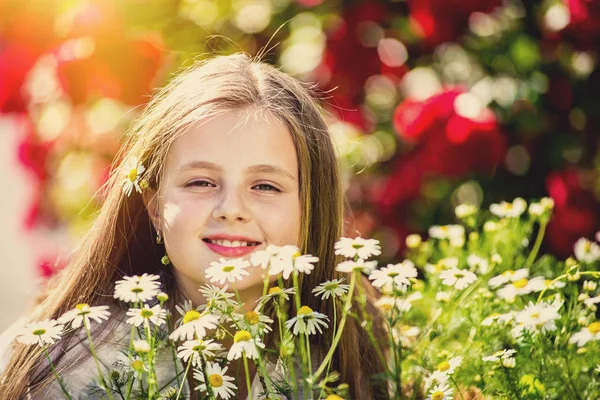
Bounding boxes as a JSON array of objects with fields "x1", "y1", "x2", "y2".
[{"x1": 209, "y1": 239, "x2": 251, "y2": 247}]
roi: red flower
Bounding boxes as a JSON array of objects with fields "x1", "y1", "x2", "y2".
[
  {"x1": 406, "y1": 0, "x2": 502, "y2": 49},
  {"x1": 545, "y1": 167, "x2": 600, "y2": 257},
  {"x1": 393, "y1": 89, "x2": 506, "y2": 177},
  {"x1": 563, "y1": 0, "x2": 600, "y2": 49}
]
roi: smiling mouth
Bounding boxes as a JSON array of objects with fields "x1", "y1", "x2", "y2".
[{"x1": 202, "y1": 238, "x2": 261, "y2": 247}]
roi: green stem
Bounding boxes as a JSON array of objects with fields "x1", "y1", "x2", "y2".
[
  {"x1": 84, "y1": 321, "x2": 113, "y2": 400},
  {"x1": 312, "y1": 270, "x2": 358, "y2": 381},
  {"x1": 524, "y1": 220, "x2": 547, "y2": 271},
  {"x1": 450, "y1": 376, "x2": 465, "y2": 400},
  {"x1": 42, "y1": 343, "x2": 73, "y2": 400},
  {"x1": 243, "y1": 355, "x2": 252, "y2": 398},
  {"x1": 175, "y1": 358, "x2": 192, "y2": 400}
]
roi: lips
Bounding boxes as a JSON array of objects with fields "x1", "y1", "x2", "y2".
[{"x1": 202, "y1": 235, "x2": 262, "y2": 257}]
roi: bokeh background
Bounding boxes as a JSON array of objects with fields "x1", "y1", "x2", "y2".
[{"x1": 1, "y1": 0, "x2": 600, "y2": 331}]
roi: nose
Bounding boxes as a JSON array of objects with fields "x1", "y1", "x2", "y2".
[{"x1": 211, "y1": 185, "x2": 251, "y2": 223}]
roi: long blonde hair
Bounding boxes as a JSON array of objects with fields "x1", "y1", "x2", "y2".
[{"x1": 0, "y1": 53, "x2": 386, "y2": 399}]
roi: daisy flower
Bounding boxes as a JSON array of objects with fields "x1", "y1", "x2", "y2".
[
  {"x1": 312, "y1": 278, "x2": 350, "y2": 300},
  {"x1": 177, "y1": 339, "x2": 223, "y2": 367},
  {"x1": 467, "y1": 254, "x2": 489, "y2": 274},
  {"x1": 133, "y1": 339, "x2": 150, "y2": 353},
  {"x1": 482, "y1": 349, "x2": 517, "y2": 362},
  {"x1": 502, "y1": 357, "x2": 516, "y2": 368},
  {"x1": 285, "y1": 306, "x2": 329, "y2": 336},
  {"x1": 193, "y1": 362, "x2": 237, "y2": 399},
  {"x1": 126, "y1": 304, "x2": 166, "y2": 327},
  {"x1": 121, "y1": 156, "x2": 145, "y2": 196},
  {"x1": 455, "y1": 204, "x2": 478, "y2": 218},
  {"x1": 335, "y1": 258, "x2": 378, "y2": 274},
  {"x1": 292, "y1": 253, "x2": 319, "y2": 276},
  {"x1": 250, "y1": 244, "x2": 297, "y2": 270},
  {"x1": 427, "y1": 383, "x2": 454, "y2": 400},
  {"x1": 368, "y1": 260, "x2": 418, "y2": 290},
  {"x1": 375, "y1": 296, "x2": 413, "y2": 314},
  {"x1": 488, "y1": 269, "x2": 529, "y2": 288},
  {"x1": 170, "y1": 311, "x2": 219, "y2": 341},
  {"x1": 439, "y1": 268, "x2": 477, "y2": 290},
  {"x1": 199, "y1": 284, "x2": 238, "y2": 311},
  {"x1": 584, "y1": 295, "x2": 600, "y2": 308},
  {"x1": 436, "y1": 356, "x2": 463, "y2": 375},
  {"x1": 574, "y1": 238, "x2": 600, "y2": 264},
  {"x1": 256, "y1": 286, "x2": 296, "y2": 305},
  {"x1": 569, "y1": 322, "x2": 600, "y2": 347},
  {"x1": 496, "y1": 276, "x2": 546, "y2": 302},
  {"x1": 16, "y1": 319, "x2": 64, "y2": 346},
  {"x1": 542, "y1": 279, "x2": 566, "y2": 290},
  {"x1": 59, "y1": 303, "x2": 110, "y2": 329},
  {"x1": 489, "y1": 197, "x2": 527, "y2": 218},
  {"x1": 231, "y1": 309, "x2": 273, "y2": 336},
  {"x1": 205, "y1": 258, "x2": 250, "y2": 284},
  {"x1": 114, "y1": 273, "x2": 161, "y2": 303},
  {"x1": 226, "y1": 330, "x2": 265, "y2": 360},
  {"x1": 334, "y1": 236, "x2": 381, "y2": 260},
  {"x1": 428, "y1": 225, "x2": 464, "y2": 241},
  {"x1": 405, "y1": 234, "x2": 422, "y2": 249},
  {"x1": 514, "y1": 300, "x2": 562, "y2": 334},
  {"x1": 481, "y1": 312, "x2": 514, "y2": 326}
]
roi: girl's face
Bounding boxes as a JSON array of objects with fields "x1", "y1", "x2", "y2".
[{"x1": 151, "y1": 107, "x2": 301, "y2": 298}]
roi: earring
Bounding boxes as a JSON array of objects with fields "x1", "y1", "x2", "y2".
[
  {"x1": 156, "y1": 230, "x2": 163, "y2": 244},
  {"x1": 161, "y1": 254, "x2": 170, "y2": 265}
]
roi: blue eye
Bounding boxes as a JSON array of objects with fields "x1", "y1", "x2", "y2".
[{"x1": 253, "y1": 183, "x2": 280, "y2": 192}]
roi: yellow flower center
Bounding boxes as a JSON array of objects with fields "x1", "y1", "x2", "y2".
[
  {"x1": 268, "y1": 286, "x2": 282, "y2": 295},
  {"x1": 141, "y1": 309, "x2": 154, "y2": 318},
  {"x1": 183, "y1": 310, "x2": 201, "y2": 324},
  {"x1": 244, "y1": 311, "x2": 259, "y2": 325},
  {"x1": 222, "y1": 265, "x2": 235, "y2": 273},
  {"x1": 437, "y1": 361, "x2": 451, "y2": 372},
  {"x1": 544, "y1": 279, "x2": 552, "y2": 287},
  {"x1": 326, "y1": 395, "x2": 344, "y2": 400},
  {"x1": 351, "y1": 243, "x2": 364, "y2": 249},
  {"x1": 431, "y1": 391, "x2": 444, "y2": 400},
  {"x1": 513, "y1": 278, "x2": 528, "y2": 289},
  {"x1": 440, "y1": 226, "x2": 449, "y2": 232},
  {"x1": 76, "y1": 303, "x2": 90, "y2": 315},
  {"x1": 192, "y1": 341, "x2": 206, "y2": 352},
  {"x1": 530, "y1": 312, "x2": 540, "y2": 320},
  {"x1": 506, "y1": 203, "x2": 513, "y2": 210},
  {"x1": 131, "y1": 360, "x2": 144, "y2": 371},
  {"x1": 502, "y1": 270, "x2": 515, "y2": 277},
  {"x1": 487, "y1": 313, "x2": 501, "y2": 319},
  {"x1": 297, "y1": 306, "x2": 313, "y2": 316},
  {"x1": 387, "y1": 272, "x2": 399, "y2": 278},
  {"x1": 234, "y1": 330, "x2": 252, "y2": 343},
  {"x1": 33, "y1": 328, "x2": 47, "y2": 336},
  {"x1": 588, "y1": 322, "x2": 600, "y2": 334},
  {"x1": 584, "y1": 242, "x2": 591, "y2": 252},
  {"x1": 208, "y1": 373, "x2": 223, "y2": 387},
  {"x1": 128, "y1": 168, "x2": 138, "y2": 182},
  {"x1": 131, "y1": 286, "x2": 144, "y2": 294},
  {"x1": 292, "y1": 251, "x2": 301, "y2": 258}
]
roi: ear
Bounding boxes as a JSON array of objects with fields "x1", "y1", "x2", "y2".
[{"x1": 142, "y1": 188, "x2": 162, "y2": 232}]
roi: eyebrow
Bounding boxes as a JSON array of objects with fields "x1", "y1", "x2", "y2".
[{"x1": 177, "y1": 160, "x2": 296, "y2": 180}]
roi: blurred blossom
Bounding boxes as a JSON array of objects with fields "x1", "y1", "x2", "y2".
[
  {"x1": 377, "y1": 38, "x2": 408, "y2": 68},
  {"x1": 23, "y1": 55, "x2": 63, "y2": 105},
  {"x1": 505, "y1": 145, "x2": 531, "y2": 176},
  {"x1": 234, "y1": 0, "x2": 272, "y2": 34},
  {"x1": 35, "y1": 101, "x2": 71, "y2": 141},
  {"x1": 181, "y1": 0, "x2": 220, "y2": 29},
  {"x1": 544, "y1": 4, "x2": 571, "y2": 32},
  {"x1": 280, "y1": 26, "x2": 325, "y2": 78},
  {"x1": 364, "y1": 75, "x2": 397, "y2": 111},
  {"x1": 400, "y1": 67, "x2": 441, "y2": 101},
  {"x1": 85, "y1": 98, "x2": 130, "y2": 136},
  {"x1": 492, "y1": 76, "x2": 518, "y2": 106},
  {"x1": 452, "y1": 181, "x2": 483, "y2": 209},
  {"x1": 562, "y1": 0, "x2": 600, "y2": 49},
  {"x1": 469, "y1": 12, "x2": 500, "y2": 37},
  {"x1": 571, "y1": 52, "x2": 595, "y2": 77}
]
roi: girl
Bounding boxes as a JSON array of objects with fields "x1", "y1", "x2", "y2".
[{"x1": 0, "y1": 53, "x2": 387, "y2": 399}]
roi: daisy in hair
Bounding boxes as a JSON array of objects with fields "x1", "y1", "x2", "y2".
[
  {"x1": 193, "y1": 362, "x2": 237, "y2": 399},
  {"x1": 114, "y1": 273, "x2": 161, "y2": 303},
  {"x1": 59, "y1": 303, "x2": 110, "y2": 329},
  {"x1": 121, "y1": 156, "x2": 145, "y2": 196},
  {"x1": 205, "y1": 258, "x2": 250, "y2": 284},
  {"x1": 334, "y1": 236, "x2": 381, "y2": 260}
]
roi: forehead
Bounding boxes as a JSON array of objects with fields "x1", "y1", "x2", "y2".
[{"x1": 166, "y1": 108, "x2": 298, "y2": 177}]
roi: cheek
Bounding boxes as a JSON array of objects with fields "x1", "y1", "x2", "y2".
[{"x1": 257, "y1": 196, "x2": 301, "y2": 245}]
